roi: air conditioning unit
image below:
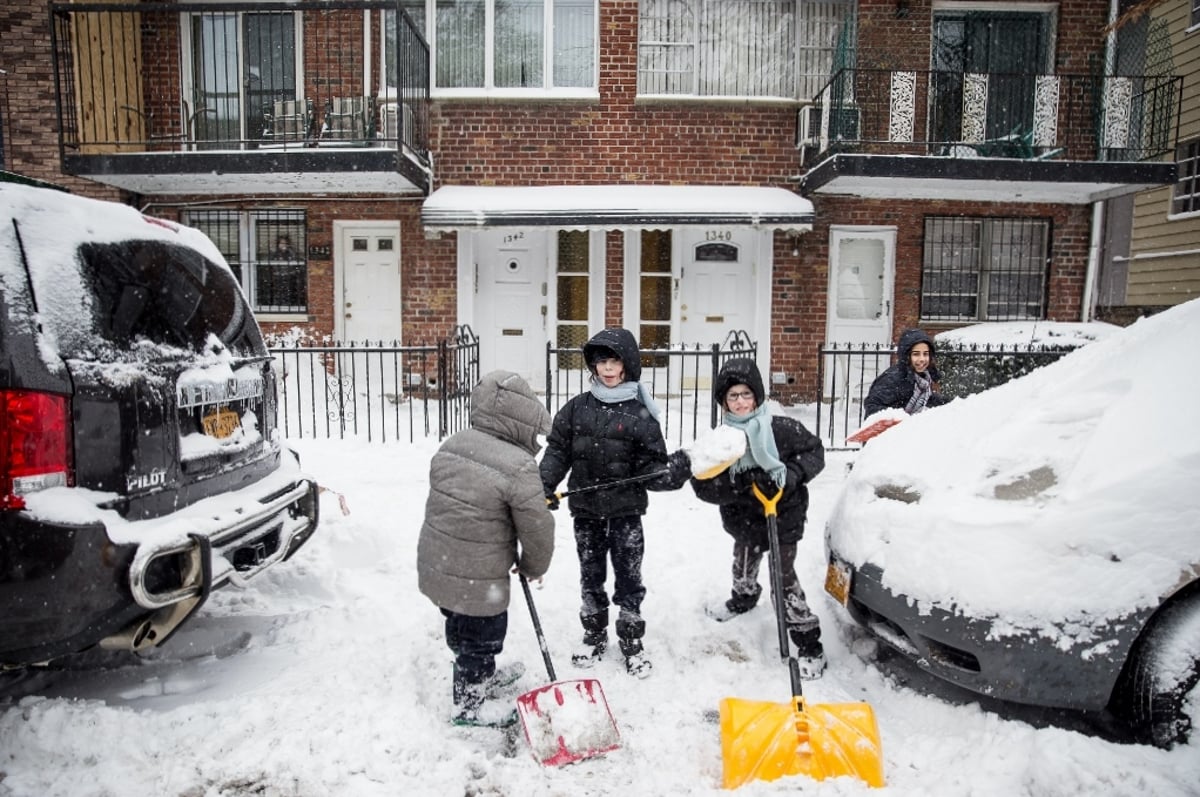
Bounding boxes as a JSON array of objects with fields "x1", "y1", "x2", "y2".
[
  {"x1": 795, "y1": 104, "x2": 861, "y2": 151},
  {"x1": 379, "y1": 102, "x2": 415, "y2": 146},
  {"x1": 795, "y1": 105, "x2": 821, "y2": 150}
]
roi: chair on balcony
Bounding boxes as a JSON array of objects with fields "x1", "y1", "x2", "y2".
[
  {"x1": 262, "y1": 98, "x2": 315, "y2": 146},
  {"x1": 320, "y1": 96, "x2": 375, "y2": 146}
]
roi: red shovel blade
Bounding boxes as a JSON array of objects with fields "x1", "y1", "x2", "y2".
[
  {"x1": 516, "y1": 678, "x2": 621, "y2": 766},
  {"x1": 847, "y1": 417, "x2": 902, "y2": 443}
]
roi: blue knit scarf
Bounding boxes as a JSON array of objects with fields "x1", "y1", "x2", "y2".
[
  {"x1": 723, "y1": 404, "x2": 786, "y2": 488},
  {"x1": 590, "y1": 380, "x2": 662, "y2": 422}
]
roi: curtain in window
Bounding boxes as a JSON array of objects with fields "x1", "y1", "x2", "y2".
[
  {"x1": 437, "y1": 0, "x2": 485, "y2": 88},
  {"x1": 496, "y1": 0, "x2": 544, "y2": 88},
  {"x1": 554, "y1": 0, "x2": 595, "y2": 88},
  {"x1": 638, "y1": 0, "x2": 795, "y2": 98}
]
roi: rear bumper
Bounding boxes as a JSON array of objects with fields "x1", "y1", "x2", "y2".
[
  {"x1": 0, "y1": 472, "x2": 319, "y2": 667},
  {"x1": 825, "y1": 551, "x2": 1140, "y2": 713}
]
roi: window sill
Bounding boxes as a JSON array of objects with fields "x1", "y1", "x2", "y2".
[
  {"x1": 634, "y1": 94, "x2": 799, "y2": 107},
  {"x1": 431, "y1": 88, "x2": 599, "y2": 104},
  {"x1": 255, "y1": 313, "x2": 310, "y2": 324}
]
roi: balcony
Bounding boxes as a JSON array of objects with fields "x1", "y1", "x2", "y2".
[
  {"x1": 798, "y1": 68, "x2": 1181, "y2": 204},
  {"x1": 49, "y1": 1, "x2": 431, "y2": 196}
]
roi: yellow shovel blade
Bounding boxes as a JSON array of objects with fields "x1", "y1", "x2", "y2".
[{"x1": 719, "y1": 696, "x2": 884, "y2": 789}]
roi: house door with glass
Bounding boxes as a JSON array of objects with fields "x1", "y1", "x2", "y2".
[
  {"x1": 187, "y1": 11, "x2": 299, "y2": 147},
  {"x1": 825, "y1": 227, "x2": 895, "y2": 398},
  {"x1": 930, "y1": 10, "x2": 1051, "y2": 146}
]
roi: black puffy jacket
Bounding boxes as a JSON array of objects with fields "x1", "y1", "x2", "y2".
[
  {"x1": 690, "y1": 414, "x2": 825, "y2": 546},
  {"x1": 540, "y1": 328, "x2": 677, "y2": 520},
  {"x1": 863, "y1": 328, "x2": 948, "y2": 417}
]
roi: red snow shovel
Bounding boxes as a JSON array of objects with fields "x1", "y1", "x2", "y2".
[{"x1": 516, "y1": 574, "x2": 621, "y2": 766}]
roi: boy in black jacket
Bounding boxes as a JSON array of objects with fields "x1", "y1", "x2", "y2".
[
  {"x1": 540, "y1": 328, "x2": 689, "y2": 678},
  {"x1": 691, "y1": 357, "x2": 828, "y2": 678}
]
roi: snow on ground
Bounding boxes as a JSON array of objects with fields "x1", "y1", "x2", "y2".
[{"x1": 1, "y1": 427, "x2": 1197, "y2": 796}]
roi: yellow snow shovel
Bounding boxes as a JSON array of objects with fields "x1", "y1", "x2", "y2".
[{"x1": 718, "y1": 483, "x2": 885, "y2": 790}]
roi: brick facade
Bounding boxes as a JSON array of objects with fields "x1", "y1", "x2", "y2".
[{"x1": 2, "y1": 0, "x2": 1114, "y2": 404}]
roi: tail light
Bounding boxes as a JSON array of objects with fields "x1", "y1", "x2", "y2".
[{"x1": 1, "y1": 389, "x2": 74, "y2": 511}]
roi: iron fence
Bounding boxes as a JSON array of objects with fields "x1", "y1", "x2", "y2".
[
  {"x1": 267, "y1": 325, "x2": 479, "y2": 443},
  {"x1": 544, "y1": 331, "x2": 758, "y2": 448},
  {"x1": 816, "y1": 341, "x2": 1076, "y2": 449}
]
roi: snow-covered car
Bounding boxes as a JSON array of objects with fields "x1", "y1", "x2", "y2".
[
  {"x1": 824, "y1": 299, "x2": 1200, "y2": 748},
  {"x1": 0, "y1": 180, "x2": 319, "y2": 669}
]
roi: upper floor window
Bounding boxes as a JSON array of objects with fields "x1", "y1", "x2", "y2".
[
  {"x1": 921, "y1": 216, "x2": 1050, "y2": 322},
  {"x1": 392, "y1": 0, "x2": 596, "y2": 95},
  {"x1": 1192, "y1": 0, "x2": 1199, "y2": 27},
  {"x1": 1172, "y1": 139, "x2": 1200, "y2": 216},
  {"x1": 637, "y1": 0, "x2": 851, "y2": 100},
  {"x1": 185, "y1": 210, "x2": 308, "y2": 315}
]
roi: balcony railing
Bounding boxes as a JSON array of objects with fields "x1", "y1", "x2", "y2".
[
  {"x1": 49, "y1": 1, "x2": 431, "y2": 192},
  {"x1": 802, "y1": 68, "x2": 1181, "y2": 163}
]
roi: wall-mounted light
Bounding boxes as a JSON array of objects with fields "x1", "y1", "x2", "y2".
[{"x1": 895, "y1": 0, "x2": 910, "y2": 18}]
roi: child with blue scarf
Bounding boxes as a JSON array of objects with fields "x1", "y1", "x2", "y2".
[
  {"x1": 691, "y1": 357, "x2": 828, "y2": 678},
  {"x1": 540, "y1": 328, "x2": 690, "y2": 679}
]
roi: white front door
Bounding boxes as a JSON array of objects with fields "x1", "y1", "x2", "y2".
[
  {"x1": 475, "y1": 229, "x2": 547, "y2": 387},
  {"x1": 825, "y1": 226, "x2": 896, "y2": 397},
  {"x1": 338, "y1": 221, "x2": 403, "y2": 343},
  {"x1": 678, "y1": 229, "x2": 757, "y2": 346}
]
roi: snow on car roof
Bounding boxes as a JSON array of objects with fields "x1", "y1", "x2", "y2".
[{"x1": 828, "y1": 297, "x2": 1200, "y2": 633}]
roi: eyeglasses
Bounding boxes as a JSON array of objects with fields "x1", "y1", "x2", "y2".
[{"x1": 725, "y1": 390, "x2": 755, "y2": 402}]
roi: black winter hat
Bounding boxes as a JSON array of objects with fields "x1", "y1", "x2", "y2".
[
  {"x1": 582, "y1": 328, "x2": 642, "y2": 382},
  {"x1": 714, "y1": 357, "x2": 765, "y2": 407}
]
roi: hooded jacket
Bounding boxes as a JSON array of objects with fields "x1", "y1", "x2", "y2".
[
  {"x1": 863, "y1": 328, "x2": 948, "y2": 417},
  {"x1": 417, "y1": 370, "x2": 555, "y2": 617},
  {"x1": 691, "y1": 358, "x2": 825, "y2": 546},
  {"x1": 540, "y1": 328, "x2": 676, "y2": 520}
]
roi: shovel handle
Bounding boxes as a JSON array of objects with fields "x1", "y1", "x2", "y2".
[
  {"x1": 519, "y1": 574, "x2": 557, "y2": 682},
  {"x1": 753, "y1": 482, "x2": 804, "y2": 699},
  {"x1": 550, "y1": 468, "x2": 671, "y2": 502}
]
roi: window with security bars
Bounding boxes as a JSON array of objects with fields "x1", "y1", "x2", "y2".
[
  {"x1": 184, "y1": 209, "x2": 308, "y2": 314},
  {"x1": 921, "y1": 216, "x2": 1050, "y2": 322},
  {"x1": 1172, "y1": 139, "x2": 1200, "y2": 216},
  {"x1": 637, "y1": 0, "x2": 851, "y2": 99}
]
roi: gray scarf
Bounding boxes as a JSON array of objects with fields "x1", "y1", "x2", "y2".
[
  {"x1": 723, "y1": 404, "x2": 786, "y2": 488},
  {"x1": 906, "y1": 371, "x2": 932, "y2": 414},
  {"x1": 590, "y1": 380, "x2": 661, "y2": 422}
]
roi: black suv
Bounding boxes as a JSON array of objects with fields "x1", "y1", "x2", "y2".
[{"x1": 1, "y1": 180, "x2": 319, "y2": 668}]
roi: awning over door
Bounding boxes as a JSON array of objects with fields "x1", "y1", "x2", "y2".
[{"x1": 421, "y1": 185, "x2": 814, "y2": 232}]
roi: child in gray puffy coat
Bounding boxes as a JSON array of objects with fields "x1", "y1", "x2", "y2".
[{"x1": 417, "y1": 370, "x2": 556, "y2": 726}]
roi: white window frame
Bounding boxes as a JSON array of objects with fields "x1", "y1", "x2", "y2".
[{"x1": 393, "y1": 0, "x2": 599, "y2": 99}]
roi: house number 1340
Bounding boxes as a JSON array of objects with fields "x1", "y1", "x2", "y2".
[{"x1": 705, "y1": 230, "x2": 732, "y2": 241}]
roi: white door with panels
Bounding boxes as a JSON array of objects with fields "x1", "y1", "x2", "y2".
[{"x1": 475, "y1": 229, "x2": 548, "y2": 389}]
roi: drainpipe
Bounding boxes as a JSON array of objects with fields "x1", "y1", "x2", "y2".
[
  {"x1": 1081, "y1": 0, "x2": 1122, "y2": 323},
  {"x1": 1083, "y1": 200, "x2": 1104, "y2": 322}
]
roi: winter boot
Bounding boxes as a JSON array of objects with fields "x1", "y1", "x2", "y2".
[
  {"x1": 452, "y1": 666, "x2": 518, "y2": 727},
  {"x1": 480, "y1": 661, "x2": 526, "y2": 699},
  {"x1": 705, "y1": 588, "x2": 761, "y2": 622},
  {"x1": 617, "y1": 611, "x2": 651, "y2": 679},
  {"x1": 571, "y1": 609, "x2": 609, "y2": 669},
  {"x1": 788, "y1": 626, "x2": 827, "y2": 681}
]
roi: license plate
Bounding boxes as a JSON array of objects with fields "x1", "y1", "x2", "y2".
[
  {"x1": 201, "y1": 406, "x2": 241, "y2": 439},
  {"x1": 824, "y1": 558, "x2": 853, "y2": 606}
]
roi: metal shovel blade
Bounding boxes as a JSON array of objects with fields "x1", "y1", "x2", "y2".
[{"x1": 516, "y1": 678, "x2": 621, "y2": 766}]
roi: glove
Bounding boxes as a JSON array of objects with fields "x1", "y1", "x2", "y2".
[
  {"x1": 750, "y1": 471, "x2": 782, "y2": 497},
  {"x1": 667, "y1": 449, "x2": 691, "y2": 482},
  {"x1": 545, "y1": 493, "x2": 560, "y2": 510}
]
